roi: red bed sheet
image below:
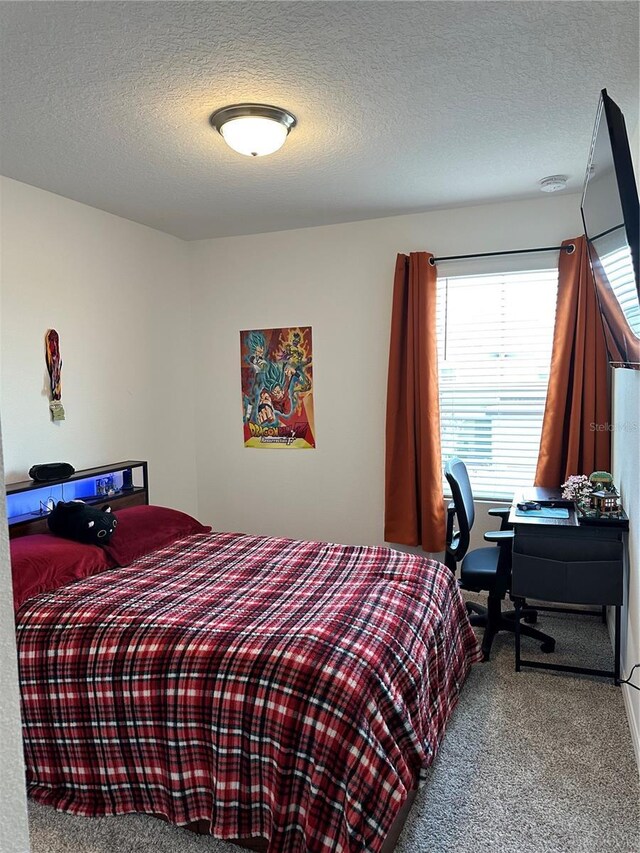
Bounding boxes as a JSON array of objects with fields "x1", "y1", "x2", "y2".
[{"x1": 17, "y1": 531, "x2": 481, "y2": 852}]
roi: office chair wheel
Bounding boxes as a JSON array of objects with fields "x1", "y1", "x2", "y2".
[
  {"x1": 540, "y1": 639, "x2": 555, "y2": 653},
  {"x1": 523, "y1": 611, "x2": 538, "y2": 625}
]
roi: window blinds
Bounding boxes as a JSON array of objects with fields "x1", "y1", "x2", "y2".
[
  {"x1": 599, "y1": 244, "x2": 640, "y2": 338},
  {"x1": 436, "y1": 269, "x2": 558, "y2": 500}
]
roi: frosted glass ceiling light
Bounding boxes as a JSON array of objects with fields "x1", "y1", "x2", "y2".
[{"x1": 210, "y1": 104, "x2": 297, "y2": 157}]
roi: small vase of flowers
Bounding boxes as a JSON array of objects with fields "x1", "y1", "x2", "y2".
[{"x1": 561, "y1": 474, "x2": 593, "y2": 508}]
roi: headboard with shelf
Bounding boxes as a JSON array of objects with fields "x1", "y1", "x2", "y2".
[{"x1": 6, "y1": 460, "x2": 149, "y2": 538}]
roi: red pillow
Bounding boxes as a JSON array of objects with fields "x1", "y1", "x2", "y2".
[
  {"x1": 11, "y1": 533, "x2": 113, "y2": 612},
  {"x1": 103, "y1": 504, "x2": 211, "y2": 566}
]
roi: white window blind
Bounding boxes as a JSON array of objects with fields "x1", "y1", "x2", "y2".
[
  {"x1": 437, "y1": 269, "x2": 558, "y2": 499},
  {"x1": 599, "y1": 244, "x2": 640, "y2": 338}
]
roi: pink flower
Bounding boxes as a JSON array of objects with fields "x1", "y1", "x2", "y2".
[{"x1": 561, "y1": 474, "x2": 592, "y2": 503}]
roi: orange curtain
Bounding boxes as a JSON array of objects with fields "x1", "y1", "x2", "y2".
[
  {"x1": 385, "y1": 252, "x2": 445, "y2": 551},
  {"x1": 535, "y1": 236, "x2": 611, "y2": 487}
]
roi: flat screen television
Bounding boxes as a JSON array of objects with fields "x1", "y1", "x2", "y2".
[{"x1": 581, "y1": 89, "x2": 639, "y2": 367}]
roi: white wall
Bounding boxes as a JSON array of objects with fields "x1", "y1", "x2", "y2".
[
  {"x1": 0, "y1": 177, "x2": 197, "y2": 515},
  {"x1": 612, "y1": 370, "x2": 640, "y2": 771},
  {"x1": 190, "y1": 193, "x2": 583, "y2": 546},
  {"x1": 611, "y1": 121, "x2": 640, "y2": 771},
  {"x1": 0, "y1": 422, "x2": 30, "y2": 852}
]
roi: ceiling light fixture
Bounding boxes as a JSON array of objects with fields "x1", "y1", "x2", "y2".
[
  {"x1": 539, "y1": 175, "x2": 568, "y2": 193},
  {"x1": 210, "y1": 103, "x2": 297, "y2": 157}
]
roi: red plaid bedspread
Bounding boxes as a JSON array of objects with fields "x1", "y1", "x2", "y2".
[{"x1": 17, "y1": 532, "x2": 480, "y2": 852}]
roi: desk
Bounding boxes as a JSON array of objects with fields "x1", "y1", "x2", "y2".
[{"x1": 509, "y1": 488, "x2": 628, "y2": 684}]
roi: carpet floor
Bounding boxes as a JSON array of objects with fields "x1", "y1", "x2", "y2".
[{"x1": 28, "y1": 603, "x2": 640, "y2": 853}]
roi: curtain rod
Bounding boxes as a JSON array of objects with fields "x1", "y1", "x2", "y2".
[{"x1": 429, "y1": 243, "x2": 575, "y2": 266}]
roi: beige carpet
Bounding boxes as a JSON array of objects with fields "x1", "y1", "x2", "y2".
[{"x1": 29, "y1": 603, "x2": 640, "y2": 852}]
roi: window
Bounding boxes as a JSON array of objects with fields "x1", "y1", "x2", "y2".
[
  {"x1": 437, "y1": 269, "x2": 558, "y2": 499},
  {"x1": 599, "y1": 243, "x2": 640, "y2": 338}
]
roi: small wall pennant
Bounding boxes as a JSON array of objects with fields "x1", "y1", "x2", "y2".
[{"x1": 45, "y1": 328, "x2": 66, "y2": 421}]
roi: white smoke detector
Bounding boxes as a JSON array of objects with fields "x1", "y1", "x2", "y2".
[{"x1": 539, "y1": 175, "x2": 568, "y2": 193}]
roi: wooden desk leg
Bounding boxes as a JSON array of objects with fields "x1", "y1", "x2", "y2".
[
  {"x1": 515, "y1": 598, "x2": 522, "y2": 672},
  {"x1": 614, "y1": 605, "x2": 621, "y2": 686}
]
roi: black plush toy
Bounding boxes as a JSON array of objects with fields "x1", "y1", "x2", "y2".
[{"x1": 47, "y1": 500, "x2": 117, "y2": 546}]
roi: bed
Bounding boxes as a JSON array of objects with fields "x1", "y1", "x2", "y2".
[{"x1": 11, "y1": 502, "x2": 481, "y2": 853}]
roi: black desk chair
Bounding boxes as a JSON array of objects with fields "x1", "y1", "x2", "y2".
[{"x1": 444, "y1": 456, "x2": 556, "y2": 661}]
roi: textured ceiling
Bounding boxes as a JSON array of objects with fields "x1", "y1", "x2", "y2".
[{"x1": 0, "y1": 1, "x2": 638, "y2": 240}]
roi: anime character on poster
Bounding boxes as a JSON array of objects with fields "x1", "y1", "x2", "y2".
[
  {"x1": 240, "y1": 326, "x2": 316, "y2": 449},
  {"x1": 45, "y1": 328, "x2": 65, "y2": 421}
]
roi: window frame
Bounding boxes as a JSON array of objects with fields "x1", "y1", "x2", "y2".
[{"x1": 436, "y1": 266, "x2": 559, "y2": 501}]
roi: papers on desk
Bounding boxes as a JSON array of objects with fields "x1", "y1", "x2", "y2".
[{"x1": 514, "y1": 507, "x2": 570, "y2": 519}]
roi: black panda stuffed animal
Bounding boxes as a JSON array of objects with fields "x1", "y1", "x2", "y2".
[{"x1": 47, "y1": 500, "x2": 117, "y2": 546}]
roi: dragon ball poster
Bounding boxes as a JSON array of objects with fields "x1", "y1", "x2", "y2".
[{"x1": 240, "y1": 326, "x2": 316, "y2": 449}]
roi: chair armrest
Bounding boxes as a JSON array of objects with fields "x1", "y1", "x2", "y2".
[
  {"x1": 484, "y1": 530, "x2": 514, "y2": 545},
  {"x1": 488, "y1": 507, "x2": 510, "y2": 519},
  {"x1": 488, "y1": 506, "x2": 513, "y2": 531}
]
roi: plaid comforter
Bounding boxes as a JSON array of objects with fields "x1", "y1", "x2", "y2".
[{"x1": 17, "y1": 532, "x2": 480, "y2": 852}]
